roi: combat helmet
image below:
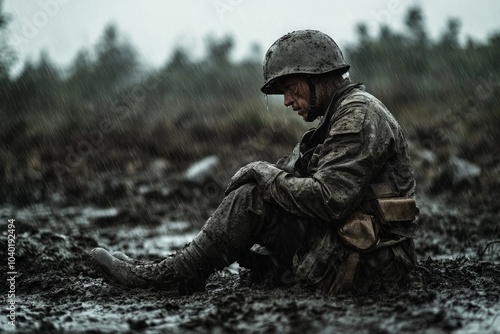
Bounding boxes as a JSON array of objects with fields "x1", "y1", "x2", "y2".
[{"x1": 261, "y1": 30, "x2": 350, "y2": 95}]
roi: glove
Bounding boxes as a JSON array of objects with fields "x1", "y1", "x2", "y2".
[
  {"x1": 225, "y1": 161, "x2": 282, "y2": 196},
  {"x1": 225, "y1": 161, "x2": 260, "y2": 195}
]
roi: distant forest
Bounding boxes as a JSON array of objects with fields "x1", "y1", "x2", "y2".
[
  {"x1": 1, "y1": 6, "x2": 499, "y2": 114},
  {"x1": 0, "y1": 4, "x2": 499, "y2": 187}
]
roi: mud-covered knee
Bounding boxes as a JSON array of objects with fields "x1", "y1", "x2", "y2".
[{"x1": 226, "y1": 183, "x2": 264, "y2": 215}]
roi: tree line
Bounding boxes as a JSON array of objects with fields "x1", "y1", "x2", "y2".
[
  {"x1": 0, "y1": 4, "x2": 499, "y2": 117},
  {"x1": 347, "y1": 6, "x2": 500, "y2": 110}
]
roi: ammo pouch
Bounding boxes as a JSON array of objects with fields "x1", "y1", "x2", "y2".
[
  {"x1": 369, "y1": 183, "x2": 417, "y2": 224},
  {"x1": 374, "y1": 197, "x2": 417, "y2": 223},
  {"x1": 337, "y1": 183, "x2": 417, "y2": 252}
]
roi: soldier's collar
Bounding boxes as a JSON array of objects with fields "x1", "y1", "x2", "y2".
[{"x1": 315, "y1": 79, "x2": 364, "y2": 129}]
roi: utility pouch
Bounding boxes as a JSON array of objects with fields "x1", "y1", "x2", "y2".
[
  {"x1": 337, "y1": 212, "x2": 379, "y2": 251},
  {"x1": 368, "y1": 183, "x2": 418, "y2": 224},
  {"x1": 374, "y1": 198, "x2": 417, "y2": 223}
]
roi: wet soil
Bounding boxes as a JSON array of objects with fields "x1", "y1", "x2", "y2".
[{"x1": 0, "y1": 171, "x2": 499, "y2": 333}]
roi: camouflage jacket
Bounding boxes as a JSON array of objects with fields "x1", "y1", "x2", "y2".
[{"x1": 265, "y1": 79, "x2": 418, "y2": 238}]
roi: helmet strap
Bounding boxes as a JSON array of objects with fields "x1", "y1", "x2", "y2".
[{"x1": 306, "y1": 77, "x2": 318, "y2": 122}]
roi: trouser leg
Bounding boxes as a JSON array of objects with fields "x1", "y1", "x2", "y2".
[
  {"x1": 171, "y1": 183, "x2": 270, "y2": 292},
  {"x1": 237, "y1": 206, "x2": 310, "y2": 285},
  {"x1": 91, "y1": 183, "x2": 291, "y2": 293}
]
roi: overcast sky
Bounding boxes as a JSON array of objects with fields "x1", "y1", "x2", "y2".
[{"x1": 4, "y1": 0, "x2": 500, "y2": 75}]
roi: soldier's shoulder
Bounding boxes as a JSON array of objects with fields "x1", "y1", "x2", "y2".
[
  {"x1": 330, "y1": 92, "x2": 369, "y2": 135},
  {"x1": 333, "y1": 89, "x2": 372, "y2": 123},
  {"x1": 338, "y1": 89, "x2": 379, "y2": 109},
  {"x1": 338, "y1": 89, "x2": 396, "y2": 125},
  {"x1": 330, "y1": 89, "x2": 394, "y2": 135}
]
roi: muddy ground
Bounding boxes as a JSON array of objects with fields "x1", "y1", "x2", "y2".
[{"x1": 0, "y1": 160, "x2": 499, "y2": 333}]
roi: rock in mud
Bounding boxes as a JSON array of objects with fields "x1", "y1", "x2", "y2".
[
  {"x1": 184, "y1": 155, "x2": 219, "y2": 185},
  {"x1": 431, "y1": 156, "x2": 481, "y2": 193}
]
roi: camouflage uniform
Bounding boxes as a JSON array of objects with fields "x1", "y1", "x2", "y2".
[{"x1": 228, "y1": 78, "x2": 417, "y2": 293}]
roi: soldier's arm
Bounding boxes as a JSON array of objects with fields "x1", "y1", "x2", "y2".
[{"x1": 260, "y1": 105, "x2": 394, "y2": 223}]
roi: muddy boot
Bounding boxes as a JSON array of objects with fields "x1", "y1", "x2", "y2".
[
  {"x1": 91, "y1": 184, "x2": 265, "y2": 293},
  {"x1": 90, "y1": 227, "x2": 234, "y2": 293},
  {"x1": 91, "y1": 247, "x2": 178, "y2": 289}
]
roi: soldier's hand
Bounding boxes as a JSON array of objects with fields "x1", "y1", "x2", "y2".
[
  {"x1": 225, "y1": 161, "x2": 283, "y2": 196},
  {"x1": 225, "y1": 162, "x2": 260, "y2": 195}
]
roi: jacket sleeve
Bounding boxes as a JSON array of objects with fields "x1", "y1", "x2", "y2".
[{"x1": 261, "y1": 104, "x2": 394, "y2": 223}]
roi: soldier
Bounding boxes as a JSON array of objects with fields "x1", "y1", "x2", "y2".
[{"x1": 91, "y1": 30, "x2": 418, "y2": 295}]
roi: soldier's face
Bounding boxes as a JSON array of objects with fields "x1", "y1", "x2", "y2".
[{"x1": 281, "y1": 77, "x2": 312, "y2": 121}]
